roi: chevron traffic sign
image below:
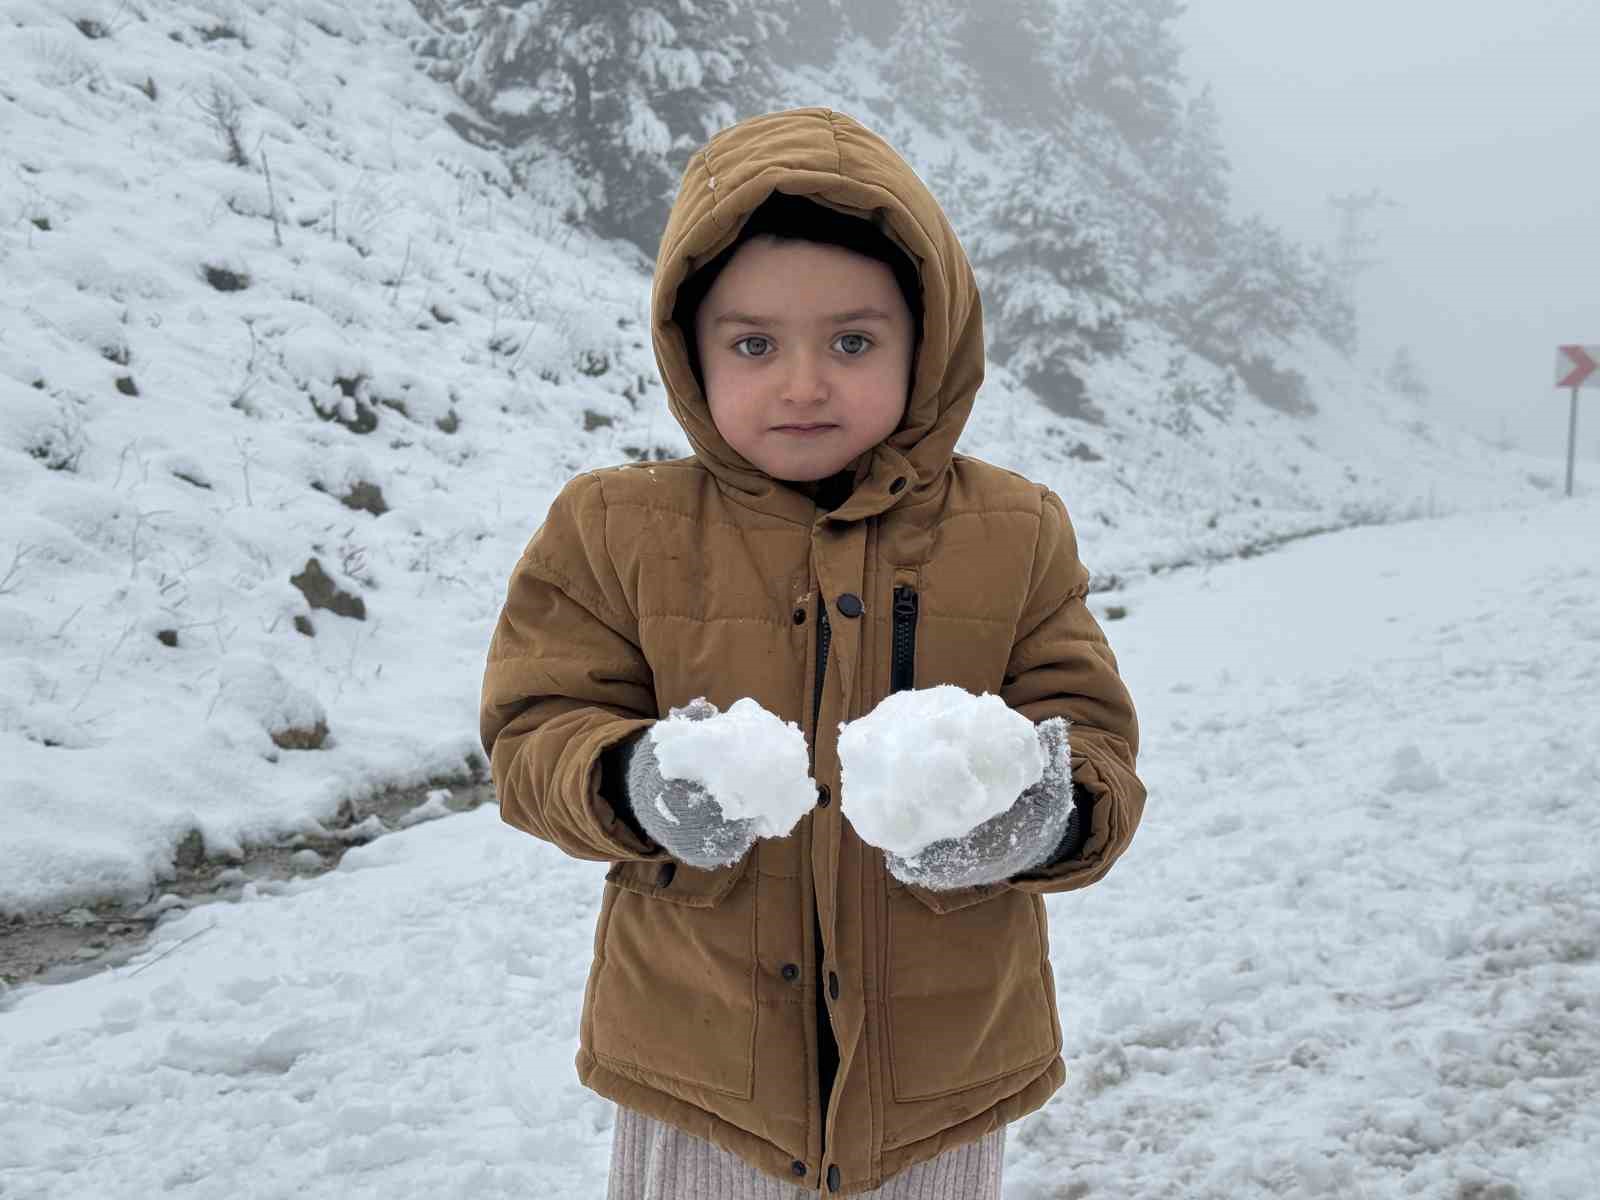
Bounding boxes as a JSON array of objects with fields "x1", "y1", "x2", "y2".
[{"x1": 1555, "y1": 345, "x2": 1598, "y2": 389}]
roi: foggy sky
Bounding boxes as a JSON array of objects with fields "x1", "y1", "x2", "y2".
[{"x1": 1180, "y1": 1, "x2": 1600, "y2": 463}]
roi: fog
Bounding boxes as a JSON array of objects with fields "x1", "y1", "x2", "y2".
[{"x1": 1181, "y1": 1, "x2": 1600, "y2": 463}]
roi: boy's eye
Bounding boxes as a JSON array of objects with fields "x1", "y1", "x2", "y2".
[{"x1": 731, "y1": 333, "x2": 873, "y2": 358}]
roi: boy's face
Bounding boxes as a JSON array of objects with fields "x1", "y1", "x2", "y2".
[{"x1": 693, "y1": 236, "x2": 915, "y2": 483}]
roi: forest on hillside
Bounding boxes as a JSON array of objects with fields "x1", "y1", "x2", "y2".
[{"x1": 408, "y1": 0, "x2": 1356, "y2": 420}]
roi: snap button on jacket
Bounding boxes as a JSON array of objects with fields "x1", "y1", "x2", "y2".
[{"x1": 480, "y1": 108, "x2": 1146, "y2": 1195}]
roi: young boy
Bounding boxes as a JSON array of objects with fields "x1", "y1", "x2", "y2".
[{"x1": 480, "y1": 108, "x2": 1145, "y2": 1198}]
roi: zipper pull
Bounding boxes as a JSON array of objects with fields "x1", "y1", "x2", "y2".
[{"x1": 893, "y1": 586, "x2": 918, "y2": 618}]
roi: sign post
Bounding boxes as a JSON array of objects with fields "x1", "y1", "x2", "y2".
[{"x1": 1555, "y1": 345, "x2": 1599, "y2": 497}]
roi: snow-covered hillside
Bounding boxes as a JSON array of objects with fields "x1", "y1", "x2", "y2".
[
  {"x1": 4, "y1": 498, "x2": 1595, "y2": 1198},
  {"x1": 0, "y1": 0, "x2": 668, "y2": 916},
  {"x1": 0, "y1": 0, "x2": 1561, "y2": 918}
]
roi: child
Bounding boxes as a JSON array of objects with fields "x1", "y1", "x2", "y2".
[{"x1": 480, "y1": 108, "x2": 1145, "y2": 1198}]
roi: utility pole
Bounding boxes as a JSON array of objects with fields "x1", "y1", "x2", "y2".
[{"x1": 1327, "y1": 189, "x2": 1395, "y2": 350}]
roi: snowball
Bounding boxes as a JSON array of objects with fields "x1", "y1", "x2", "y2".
[
  {"x1": 649, "y1": 698, "x2": 815, "y2": 840},
  {"x1": 838, "y1": 686, "x2": 1043, "y2": 858}
]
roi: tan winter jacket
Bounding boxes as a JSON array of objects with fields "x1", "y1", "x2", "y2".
[{"x1": 480, "y1": 108, "x2": 1145, "y2": 1195}]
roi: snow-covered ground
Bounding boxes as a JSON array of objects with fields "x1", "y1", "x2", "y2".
[
  {"x1": 0, "y1": 0, "x2": 660, "y2": 916},
  {"x1": 0, "y1": 0, "x2": 1563, "y2": 919},
  {"x1": 4, "y1": 496, "x2": 1595, "y2": 1199}
]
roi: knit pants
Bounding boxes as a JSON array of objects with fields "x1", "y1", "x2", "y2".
[{"x1": 607, "y1": 1106, "x2": 1006, "y2": 1199}]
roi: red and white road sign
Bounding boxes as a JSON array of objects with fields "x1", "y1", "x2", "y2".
[{"x1": 1556, "y1": 345, "x2": 1599, "y2": 389}]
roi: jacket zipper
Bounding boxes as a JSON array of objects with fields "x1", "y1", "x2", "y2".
[
  {"x1": 810, "y1": 597, "x2": 831, "y2": 767},
  {"x1": 808, "y1": 589, "x2": 915, "y2": 1178},
  {"x1": 890, "y1": 585, "x2": 919, "y2": 694},
  {"x1": 810, "y1": 594, "x2": 833, "y2": 1173}
]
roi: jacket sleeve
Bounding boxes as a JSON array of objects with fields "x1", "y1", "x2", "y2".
[
  {"x1": 479, "y1": 473, "x2": 667, "y2": 864},
  {"x1": 1002, "y1": 487, "x2": 1145, "y2": 893}
]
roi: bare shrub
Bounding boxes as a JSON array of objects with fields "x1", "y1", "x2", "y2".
[
  {"x1": 0, "y1": 543, "x2": 40, "y2": 596},
  {"x1": 26, "y1": 402, "x2": 87, "y2": 472},
  {"x1": 194, "y1": 78, "x2": 247, "y2": 167}
]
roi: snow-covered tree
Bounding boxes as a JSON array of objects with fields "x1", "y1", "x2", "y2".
[
  {"x1": 1150, "y1": 84, "x2": 1230, "y2": 263},
  {"x1": 413, "y1": 0, "x2": 798, "y2": 249},
  {"x1": 1385, "y1": 346, "x2": 1431, "y2": 402},
  {"x1": 954, "y1": 134, "x2": 1138, "y2": 418},
  {"x1": 885, "y1": 0, "x2": 978, "y2": 123},
  {"x1": 950, "y1": 0, "x2": 1060, "y2": 126},
  {"x1": 1171, "y1": 215, "x2": 1353, "y2": 360},
  {"x1": 1049, "y1": 0, "x2": 1187, "y2": 159}
]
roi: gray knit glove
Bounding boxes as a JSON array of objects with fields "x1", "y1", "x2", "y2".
[
  {"x1": 884, "y1": 717, "x2": 1074, "y2": 890},
  {"x1": 618, "y1": 699, "x2": 760, "y2": 870}
]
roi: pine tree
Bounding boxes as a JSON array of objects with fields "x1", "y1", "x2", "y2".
[
  {"x1": 1385, "y1": 346, "x2": 1430, "y2": 402},
  {"x1": 950, "y1": 0, "x2": 1060, "y2": 126},
  {"x1": 1050, "y1": 0, "x2": 1187, "y2": 159},
  {"x1": 419, "y1": 0, "x2": 802, "y2": 249},
  {"x1": 1152, "y1": 84, "x2": 1230, "y2": 263},
  {"x1": 957, "y1": 133, "x2": 1138, "y2": 419},
  {"x1": 1170, "y1": 215, "x2": 1355, "y2": 363},
  {"x1": 885, "y1": 0, "x2": 978, "y2": 123}
]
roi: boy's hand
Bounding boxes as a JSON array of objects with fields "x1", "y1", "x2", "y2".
[
  {"x1": 620, "y1": 700, "x2": 760, "y2": 870},
  {"x1": 883, "y1": 718, "x2": 1075, "y2": 891}
]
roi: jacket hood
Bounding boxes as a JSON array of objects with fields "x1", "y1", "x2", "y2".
[{"x1": 650, "y1": 108, "x2": 985, "y2": 522}]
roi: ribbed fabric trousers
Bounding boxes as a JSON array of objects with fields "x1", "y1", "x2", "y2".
[{"x1": 607, "y1": 1105, "x2": 1006, "y2": 1199}]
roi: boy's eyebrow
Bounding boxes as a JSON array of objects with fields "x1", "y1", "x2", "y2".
[{"x1": 712, "y1": 308, "x2": 896, "y2": 327}]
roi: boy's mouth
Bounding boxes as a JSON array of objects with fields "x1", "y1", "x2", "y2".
[{"x1": 773, "y1": 423, "x2": 837, "y2": 434}]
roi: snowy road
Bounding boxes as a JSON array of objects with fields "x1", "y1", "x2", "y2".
[{"x1": 3, "y1": 499, "x2": 1597, "y2": 1199}]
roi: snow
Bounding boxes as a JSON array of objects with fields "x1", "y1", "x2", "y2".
[
  {"x1": 3, "y1": 5, "x2": 1597, "y2": 1192},
  {"x1": 838, "y1": 685, "x2": 1045, "y2": 857},
  {"x1": 4, "y1": 498, "x2": 1596, "y2": 1198},
  {"x1": 0, "y1": 0, "x2": 1561, "y2": 920},
  {"x1": 0, "y1": 0, "x2": 666, "y2": 916},
  {"x1": 394, "y1": 788, "x2": 456, "y2": 829},
  {"x1": 648, "y1": 697, "x2": 814, "y2": 840}
]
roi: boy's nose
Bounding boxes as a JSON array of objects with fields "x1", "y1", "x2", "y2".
[{"x1": 780, "y1": 350, "x2": 830, "y2": 405}]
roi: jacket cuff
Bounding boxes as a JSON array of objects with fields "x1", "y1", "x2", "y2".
[
  {"x1": 600, "y1": 731, "x2": 657, "y2": 850},
  {"x1": 1041, "y1": 783, "x2": 1094, "y2": 868}
]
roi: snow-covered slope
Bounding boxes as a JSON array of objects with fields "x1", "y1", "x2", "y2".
[
  {"x1": 0, "y1": 1, "x2": 1561, "y2": 917},
  {"x1": 0, "y1": 0, "x2": 670, "y2": 915},
  {"x1": 4, "y1": 498, "x2": 1595, "y2": 1198}
]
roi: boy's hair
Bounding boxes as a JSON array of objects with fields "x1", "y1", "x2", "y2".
[{"x1": 672, "y1": 192, "x2": 924, "y2": 389}]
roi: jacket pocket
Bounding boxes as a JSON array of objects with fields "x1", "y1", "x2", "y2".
[
  {"x1": 884, "y1": 878, "x2": 1059, "y2": 1101},
  {"x1": 589, "y1": 853, "x2": 760, "y2": 1098},
  {"x1": 903, "y1": 879, "x2": 1003, "y2": 914},
  {"x1": 604, "y1": 855, "x2": 750, "y2": 905}
]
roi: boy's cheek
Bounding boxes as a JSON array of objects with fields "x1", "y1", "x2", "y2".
[{"x1": 704, "y1": 392, "x2": 742, "y2": 440}]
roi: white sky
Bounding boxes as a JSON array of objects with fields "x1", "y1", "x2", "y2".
[{"x1": 1180, "y1": 1, "x2": 1600, "y2": 461}]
